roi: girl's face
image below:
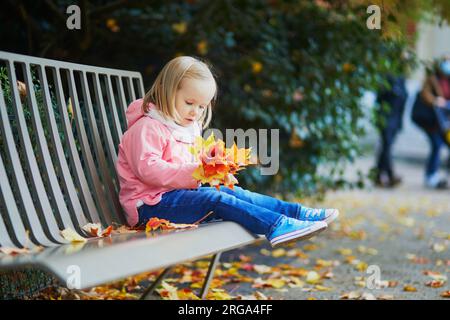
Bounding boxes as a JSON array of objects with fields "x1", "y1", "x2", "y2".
[{"x1": 175, "y1": 78, "x2": 216, "y2": 127}]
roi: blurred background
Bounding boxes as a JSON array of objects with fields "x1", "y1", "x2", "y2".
[{"x1": 1, "y1": 0, "x2": 449, "y2": 195}]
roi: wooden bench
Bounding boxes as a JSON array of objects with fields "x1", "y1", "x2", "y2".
[{"x1": 0, "y1": 51, "x2": 260, "y2": 299}]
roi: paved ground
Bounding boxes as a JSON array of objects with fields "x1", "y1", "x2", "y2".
[
  {"x1": 33, "y1": 156, "x2": 449, "y2": 300},
  {"x1": 123, "y1": 156, "x2": 448, "y2": 301}
]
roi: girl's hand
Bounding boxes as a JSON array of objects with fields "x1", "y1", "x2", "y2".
[{"x1": 434, "y1": 96, "x2": 447, "y2": 108}]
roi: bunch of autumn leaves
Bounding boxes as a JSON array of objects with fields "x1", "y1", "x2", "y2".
[{"x1": 190, "y1": 133, "x2": 255, "y2": 190}]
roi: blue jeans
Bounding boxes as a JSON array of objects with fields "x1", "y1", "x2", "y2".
[
  {"x1": 425, "y1": 130, "x2": 444, "y2": 177},
  {"x1": 137, "y1": 186, "x2": 302, "y2": 237}
]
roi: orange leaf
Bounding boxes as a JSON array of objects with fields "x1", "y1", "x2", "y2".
[{"x1": 101, "y1": 226, "x2": 113, "y2": 237}]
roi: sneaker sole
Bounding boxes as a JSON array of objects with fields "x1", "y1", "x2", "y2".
[
  {"x1": 324, "y1": 209, "x2": 339, "y2": 225},
  {"x1": 270, "y1": 223, "x2": 328, "y2": 248}
]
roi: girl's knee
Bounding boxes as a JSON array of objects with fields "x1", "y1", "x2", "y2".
[
  {"x1": 220, "y1": 186, "x2": 246, "y2": 197},
  {"x1": 201, "y1": 189, "x2": 226, "y2": 204}
]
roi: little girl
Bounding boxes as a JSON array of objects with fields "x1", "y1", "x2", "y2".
[{"x1": 116, "y1": 56, "x2": 339, "y2": 247}]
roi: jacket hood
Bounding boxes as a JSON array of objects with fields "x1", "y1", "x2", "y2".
[{"x1": 126, "y1": 98, "x2": 155, "y2": 128}]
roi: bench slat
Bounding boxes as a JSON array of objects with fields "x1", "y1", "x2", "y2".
[
  {"x1": 0, "y1": 51, "x2": 145, "y2": 243},
  {"x1": 0, "y1": 153, "x2": 31, "y2": 248},
  {"x1": 78, "y1": 71, "x2": 124, "y2": 224},
  {"x1": 0, "y1": 77, "x2": 60, "y2": 247},
  {"x1": 51, "y1": 67, "x2": 104, "y2": 225},
  {"x1": 36, "y1": 65, "x2": 89, "y2": 230},
  {"x1": 92, "y1": 73, "x2": 119, "y2": 177},
  {"x1": 104, "y1": 75, "x2": 123, "y2": 147},
  {"x1": 66, "y1": 69, "x2": 116, "y2": 225},
  {"x1": 22, "y1": 63, "x2": 82, "y2": 234},
  {"x1": 6, "y1": 60, "x2": 69, "y2": 245},
  {"x1": 115, "y1": 76, "x2": 130, "y2": 131}
]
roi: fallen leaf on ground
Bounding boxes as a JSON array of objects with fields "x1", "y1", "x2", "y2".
[
  {"x1": 252, "y1": 277, "x2": 286, "y2": 289},
  {"x1": 403, "y1": 285, "x2": 417, "y2": 292},
  {"x1": 156, "y1": 281, "x2": 179, "y2": 300},
  {"x1": 426, "y1": 280, "x2": 445, "y2": 288},
  {"x1": 253, "y1": 264, "x2": 272, "y2": 274},
  {"x1": 271, "y1": 248, "x2": 286, "y2": 258},
  {"x1": 336, "y1": 248, "x2": 353, "y2": 256},
  {"x1": 306, "y1": 271, "x2": 321, "y2": 284},
  {"x1": 432, "y1": 243, "x2": 447, "y2": 253}
]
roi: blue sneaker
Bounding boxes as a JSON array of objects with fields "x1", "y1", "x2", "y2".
[
  {"x1": 268, "y1": 217, "x2": 328, "y2": 248},
  {"x1": 298, "y1": 206, "x2": 339, "y2": 224}
]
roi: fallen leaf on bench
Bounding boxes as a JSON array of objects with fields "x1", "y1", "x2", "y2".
[
  {"x1": 101, "y1": 226, "x2": 113, "y2": 237},
  {"x1": 145, "y1": 217, "x2": 198, "y2": 233},
  {"x1": 171, "y1": 223, "x2": 198, "y2": 229},
  {"x1": 82, "y1": 223, "x2": 101, "y2": 237},
  {"x1": 0, "y1": 247, "x2": 31, "y2": 255},
  {"x1": 145, "y1": 217, "x2": 170, "y2": 232},
  {"x1": 64, "y1": 242, "x2": 87, "y2": 254},
  {"x1": 82, "y1": 223, "x2": 113, "y2": 238},
  {"x1": 112, "y1": 225, "x2": 138, "y2": 234},
  {"x1": 61, "y1": 228, "x2": 87, "y2": 243}
]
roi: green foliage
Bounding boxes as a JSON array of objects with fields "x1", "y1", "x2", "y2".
[{"x1": 0, "y1": 0, "x2": 429, "y2": 197}]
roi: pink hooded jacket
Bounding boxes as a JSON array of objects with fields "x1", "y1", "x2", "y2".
[{"x1": 116, "y1": 99, "x2": 201, "y2": 227}]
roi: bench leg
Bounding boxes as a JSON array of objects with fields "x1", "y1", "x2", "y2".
[
  {"x1": 140, "y1": 252, "x2": 222, "y2": 300},
  {"x1": 200, "y1": 252, "x2": 222, "y2": 299},
  {"x1": 140, "y1": 267, "x2": 172, "y2": 300}
]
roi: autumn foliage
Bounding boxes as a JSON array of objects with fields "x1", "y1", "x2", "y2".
[{"x1": 189, "y1": 133, "x2": 255, "y2": 190}]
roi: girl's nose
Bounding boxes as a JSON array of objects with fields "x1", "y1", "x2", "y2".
[{"x1": 190, "y1": 107, "x2": 199, "y2": 116}]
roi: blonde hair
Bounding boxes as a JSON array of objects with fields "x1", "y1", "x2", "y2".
[{"x1": 142, "y1": 56, "x2": 218, "y2": 129}]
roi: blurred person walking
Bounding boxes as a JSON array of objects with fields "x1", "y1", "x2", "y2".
[
  {"x1": 374, "y1": 75, "x2": 408, "y2": 187},
  {"x1": 412, "y1": 55, "x2": 450, "y2": 189}
]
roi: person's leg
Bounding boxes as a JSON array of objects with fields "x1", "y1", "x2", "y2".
[
  {"x1": 198, "y1": 186, "x2": 301, "y2": 219},
  {"x1": 137, "y1": 188, "x2": 285, "y2": 236},
  {"x1": 425, "y1": 130, "x2": 443, "y2": 177},
  {"x1": 376, "y1": 128, "x2": 391, "y2": 175},
  {"x1": 199, "y1": 186, "x2": 338, "y2": 224}
]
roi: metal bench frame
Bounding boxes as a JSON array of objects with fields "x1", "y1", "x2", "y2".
[{"x1": 0, "y1": 51, "x2": 260, "y2": 299}]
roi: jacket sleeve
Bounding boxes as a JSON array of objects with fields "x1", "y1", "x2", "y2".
[{"x1": 127, "y1": 124, "x2": 200, "y2": 189}]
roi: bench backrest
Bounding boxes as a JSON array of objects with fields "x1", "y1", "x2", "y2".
[{"x1": 0, "y1": 51, "x2": 144, "y2": 248}]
